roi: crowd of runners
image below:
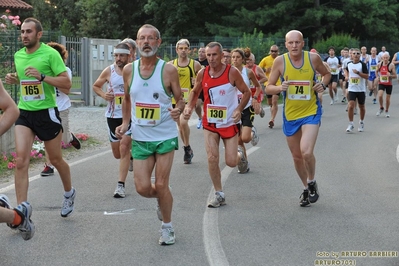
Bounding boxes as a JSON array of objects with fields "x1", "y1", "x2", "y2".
[{"x1": 1, "y1": 17, "x2": 398, "y2": 246}]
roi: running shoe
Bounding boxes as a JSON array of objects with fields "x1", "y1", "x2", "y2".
[
  {"x1": 341, "y1": 97, "x2": 346, "y2": 103},
  {"x1": 0, "y1": 194, "x2": 11, "y2": 209},
  {"x1": 183, "y1": 146, "x2": 194, "y2": 164},
  {"x1": 159, "y1": 227, "x2": 175, "y2": 245},
  {"x1": 376, "y1": 107, "x2": 384, "y2": 116},
  {"x1": 207, "y1": 191, "x2": 226, "y2": 208},
  {"x1": 237, "y1": 146, "x2": 248, "y2": 173},
  {"x1": 373, "y1": 98, "x2": 376, "y2": 104},
  {"x1": 308, "y1": 181, "x2": 319, "y2": 203},
  {"x1": 330, "y1": 99, "x2": 334, "y2": 105},
  {"x1": 268, "y1": 120, "x2": 274, "y2": 128},
  {"x1": 113, "y1": 183, "x2": 125, "y2": 198},
  {"x1": 346, "y1": 124, "x2": 354, "y2": 133},
  {"x1": 251, "y1": 126, "x2": 259, "y2": 146},
  {"x1": 385, "y1": 111, "x2": 390, "y2": 118},
  {"x1": 299, "y1": 189, "x2": 310, "y2": 207},
  {"x1": 358, "y1": 121, "x2": 364, "y2": 132},
  {"x1": 61, "y1": 188, "x2": 76, "y2": 217},
  {"x1": 129, "y1": 158, "x2": 133, "y2": 172},
  {"x1": 15, "y1": 202, "x2": 35, "y2": 240},
  {"x1": 237, "y1": 163, "x2": 250, "y2": 174},
  {"x1": 369, "y1": 91, "x2": 373, "y2": 97},
  {"x1": 0, "y1": 194, "x2": 18, "y2": 230},
  {"x1": 354, "y1": 108, "x2": 357, "y2": 115},
  {"x1": 40, "y1": 163, "x2": 54, "y2": 176},
  {"x1": 70, "y1": 132, "x2": 81, "y2": 149},
  {"x1": 259, "y1": 108, "x2": 265, "y2": 118},
  {"x1": 196, "y1": 119, "x2": 202, "y2": 129}
]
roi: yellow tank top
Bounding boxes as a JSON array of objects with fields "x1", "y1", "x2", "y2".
[
  {"x1": 172, "y1": 59, "x2": 195, "y2": 104},
  {"x1": 282, "y1": 51, "x2": 317, "y2": 121}
]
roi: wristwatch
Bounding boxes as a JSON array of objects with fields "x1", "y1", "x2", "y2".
[
  {"x1": 321, "y1": 83, "x2": 327, "y2": 90},
  {"x1": 40, "y1": 74, "x2": 46, "y2": 81}
]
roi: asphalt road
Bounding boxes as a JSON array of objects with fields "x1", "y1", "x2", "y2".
[{"x1": 1, "y1": 87, "x2": 399, "y2": 266}]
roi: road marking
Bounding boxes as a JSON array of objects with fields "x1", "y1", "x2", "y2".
[
  {"x1": 203, "y1": 146, "x2": 260, "y2": 266},
  {"x1": 104, "y1": 208, "x2": 136, "y2": 215},
  {"x1": 396, "y1": 145, "x2": 399, "y2": 163},
  {"x1": 0, "y1": 149, "x2": 111, "y2": 194}
]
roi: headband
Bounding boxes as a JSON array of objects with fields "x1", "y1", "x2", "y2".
[{"x1": 114, "y1": 48, "x2": 130, "y2": 55}]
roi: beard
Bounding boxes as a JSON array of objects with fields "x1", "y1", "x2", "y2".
[{"x1": 139, "y1": 45, "x2": 158, "y2": 58}]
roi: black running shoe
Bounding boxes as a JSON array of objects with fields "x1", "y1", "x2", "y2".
[
  {"x1": 308, "y1": 181, "x2": 319, "y2": 203},
  {"x1": 299, "y1": 189, "x2": 310, "y2": 207},
  {"x1": 70, "y1": 132, "x2": 81, "y2": 150},
  {"x1": 183, "y1": 146, "x2": 193, "y2": 164}
]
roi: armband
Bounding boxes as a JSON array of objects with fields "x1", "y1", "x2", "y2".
[{"x1": 321, "y1": 83, "x2": 327, "y2": 90}]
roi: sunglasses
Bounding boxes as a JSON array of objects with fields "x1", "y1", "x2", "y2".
[
  {"x1": 353, "y1": 52, "x2": 360, "y2": 55},
  {"x1": 270, "y1": 50, "x2": 278, "y2": 53}
]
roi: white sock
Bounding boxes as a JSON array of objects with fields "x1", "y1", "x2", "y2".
[
  {"x1": 64, "y1": 188, "x2": 74, "y2": 198},
  {"x1": 216, "y1": 191, "x2": 224, "y2": 197},
  {"x1": 162, "y1": 222, "x2": 172, "y2": 228}
]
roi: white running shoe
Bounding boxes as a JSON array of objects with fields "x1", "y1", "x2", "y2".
[
  {"x1": 15, "y1": 202, "x2": 35, "y2": 240},
  {"x1": 61, "y1": 188, "x2": 76, "y2": 217},
  {"x1": 376, "y1": 108, "x2": 384, "y2": 116},
  {"x1": 385, "y1": 112, "x2": 390, "y2": 118},
  {"x1": 237, "y1": 146, "x2": 248, "y2": 173},
  {"x1": 196, "y1": 119, "x2": 202, "y2": 129},
  {"x1": 346, "y1": 124, "x2": 354, "y2": 133},
  {"x1": 358, "y1": 122, "x2": 364, "y2": 132},
  {"x1": 330, "y1": 99, "x2": 334, "y2": 105},
  {"x1": 251, "y1": 126, "x2": 259, "y2": 146},
  {"x1": 207, "y1": 191, "x2": 226, "y2": 208},
  {"x1": 113, "y1": 183, "x2": 126, "y2": 198},
  {"x1": 159, "y1": 227, "x2": 175, "y2": 245}
]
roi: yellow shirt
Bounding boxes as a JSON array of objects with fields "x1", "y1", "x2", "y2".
[
  {"x1": 259, "y1": 55, "x2": 281, "y2": 86},
  {"x1": 282, "y1": 51, "x2": 317, "y2": 121},
  {"x1": 172, "y1": 59, "x2": 195, "y2": 104}
]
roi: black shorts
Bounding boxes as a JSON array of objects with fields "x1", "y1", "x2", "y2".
[
  {"x1": 378, "y1": 84, "x2": 393, "y2": 95},
  {"x1": 107, "y1": 117, "x2": 132, "y2": 142},
  {"x1": 348, "y1": 91, "x2": 366, "y2": 105},
  {"x1": 328, "y1": 75, "x2": 339, "y2": 84},
  {"x1": 266, "y1": 93, "x2": 281, "y2": 99},
  {"x1": 241, "y1": 106, "x2": 255, "y2": 127},
  {"x1": 339, "y1": 72, "x2": 345, "y2": 80},
  {"x1": 15, "y1": 107, "x2": 63, "y2": 141},
  {"x1": 198, "y1": 91, "x2": 204, "y2": 101}
]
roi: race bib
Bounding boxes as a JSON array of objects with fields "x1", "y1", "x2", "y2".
[
  {"x1": 331, "y1": 68, "x2": 338, "y2": 75},
  {"x1": 114, "y1": 92, "x2": 124, "y2": 109},
  {"x1": 350, "y1": 77, "x2": 360, "y2": 84},
  {"x1": 379, "y1": 75, "x2": 389, "y2": 83},
  {"x1": 181, "y1": 88, "x2": 189, "y2": 102},
  {"x1": 370, "y1": 65, "x2": 377, "y2": 72},
  {"x1": 135, "y1": 102, "x2": 161, "y2": 126},
  {"x1": 207, "y1": 104, "x2": 227, "y2": 124},
  {"x1": 287, "y1": 80, "x2": 311, "y2": 100},
  {"x1": 20, "y1": 80, "x2": 45, "y2": 101}
]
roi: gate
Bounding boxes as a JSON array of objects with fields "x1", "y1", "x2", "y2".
[{"x1": 60, "y1": 36, "x2": 90, "y2": 106}]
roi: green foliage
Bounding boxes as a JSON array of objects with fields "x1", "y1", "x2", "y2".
[
  {"x1": 237, "y1": 29, "x2": 275, "y2": 62},
  {"x1": 312, "y1": 33, "x2": 359, "y2": 54}
]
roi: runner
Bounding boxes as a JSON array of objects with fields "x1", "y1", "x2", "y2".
[
  {"x1": 266, "y1": 30, "x2": 330, "y2": 207},
  {"x1": 183, "y1": 42, "x2": 251, "y2": 207},
  {"x1": 116, "y1": 24, "x2": 184, "y2": 245}
]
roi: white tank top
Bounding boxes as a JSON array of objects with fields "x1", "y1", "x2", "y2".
[
  {"x1": 105, "y1": 64, "x2": 124, "y2": 118},
  {"x1": 130, "y1": 59, "x2": 178, "y2": 141},
  {"x1": 236, "y1": 67, "x2": 252, "y2": 109},
  {"x1": 55, "y1": 67, "x2": 72, "y2": 111}
]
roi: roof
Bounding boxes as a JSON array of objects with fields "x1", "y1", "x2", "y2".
[{"x1": 0, "y1": 0, "x2": 33, "y2": 10}]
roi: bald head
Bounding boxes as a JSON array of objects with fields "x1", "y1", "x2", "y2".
[{"x1": 285, "y1": 30, "x2": 303, "y2": 41}]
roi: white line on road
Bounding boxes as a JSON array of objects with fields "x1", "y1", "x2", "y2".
[
  {"x1": 203, "y1": 146, "x2": 260, "y2": 266},
  {"x1": 104, "y1": 208, "x2": 136, "y2": 215}
]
